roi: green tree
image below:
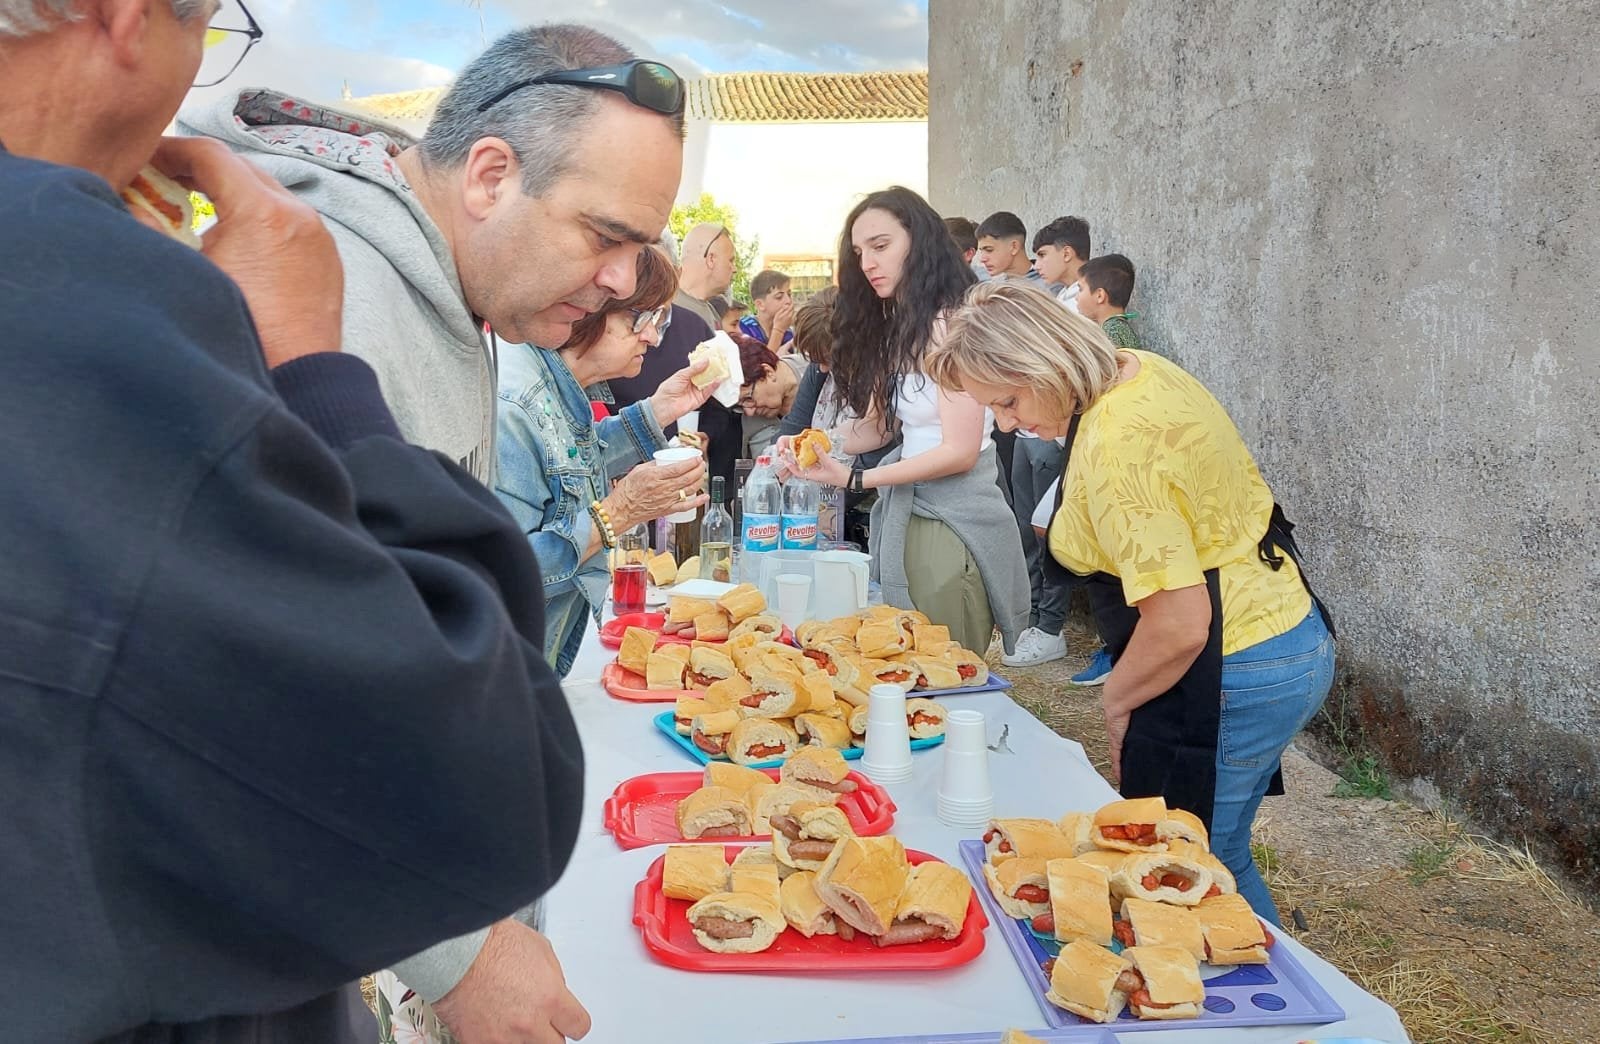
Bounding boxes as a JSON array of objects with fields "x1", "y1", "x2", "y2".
[{"x1": 669, "y1": 192, "x2": 760, "y2": 304}]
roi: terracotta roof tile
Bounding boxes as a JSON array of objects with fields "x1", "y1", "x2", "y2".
[{"x1": 347, "y1": 71, "x2": 928, "y2": 127}]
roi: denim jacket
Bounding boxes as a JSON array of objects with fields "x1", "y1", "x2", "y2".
[{"x1": 495, "y1": 345, "x2": 667, "y2": 676}]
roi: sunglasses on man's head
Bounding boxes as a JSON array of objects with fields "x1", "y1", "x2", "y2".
[
  {"x1": 704, "y1": 226, "x2": 729, "y2": 259},
  {"x1": 476, "y1": 60, "x2": 686, "y2": 116}
]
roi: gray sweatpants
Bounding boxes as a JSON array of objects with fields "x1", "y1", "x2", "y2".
[{"x1": 1011, "y1": 436, "x2": 1071, "y2": 633}]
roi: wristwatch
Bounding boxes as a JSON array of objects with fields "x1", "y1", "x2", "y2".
[{"x1": 849, "y1": 467, "x2": 865, "y2": 494}]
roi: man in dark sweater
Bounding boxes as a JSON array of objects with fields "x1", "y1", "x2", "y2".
[{"x1": 0, "y1": 5, "x2": 586, "y2": 1042}]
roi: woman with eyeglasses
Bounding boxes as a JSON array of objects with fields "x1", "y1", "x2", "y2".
[
  {"x1": 495, "y1": 246, "x2": 713, "y2": 676},
  {"x1": 925, "y1": 280, "x2": 1337, "y2": 925},
  {"x1": 786, "y1": 187, "x2": 1029, "y2": 656},
  {"x1": 736, "y1": 333, "x2": 807, "y2": 459}
]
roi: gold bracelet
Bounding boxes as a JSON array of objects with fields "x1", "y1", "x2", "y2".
[{"x1": 589, "y1": 499, "x2": 618, "y2": 552}]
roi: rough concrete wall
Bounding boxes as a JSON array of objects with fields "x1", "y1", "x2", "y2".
[{"x1": 929, "y1": 0, "x2": 1600, "y2": 883}]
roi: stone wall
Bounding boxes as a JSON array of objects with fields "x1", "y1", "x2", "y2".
[{"x1": 928, "y1": 0, "x2": 1600, "y2": 883}]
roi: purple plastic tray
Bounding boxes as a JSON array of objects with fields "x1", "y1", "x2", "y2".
[
  {"x1": 957, "y1": 841, "x2": 1346, "y2": 1033},
  {"x1": 775, "y1": 1030, "x2": 1116, "y2": 1044}
]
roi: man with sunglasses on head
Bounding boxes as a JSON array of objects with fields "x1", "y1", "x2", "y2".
[{"x1": 0, "y1": 2, "x2": 586, "y2": 1042}]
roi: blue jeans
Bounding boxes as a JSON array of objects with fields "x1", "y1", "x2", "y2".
[{"x1": 1213, "y1": 608, "x2": 1335, "y2": 925}]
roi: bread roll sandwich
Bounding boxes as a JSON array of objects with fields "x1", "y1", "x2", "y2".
[
  {"x1": 617, "y1": 625, "x2": 657, "y2": 676},
  {"x1": 1120, "y1": 945, "x2": 1205, "y2": 1019},
  {"x1": 686, "y1": 645, "x2": 736, "y2": 688},
  {"x1": 984, "y1": 818, "x2": 1077, "y2": 863},
  {"x1": 1194, "y1": 892, "x2": 1270, "y2": 964},
  {"x1": 873, "y1": 860, "x2": 971, "y2": 947},
  {"x1": 647, "y1": 551, "x2": 679, "y2": 587},
  {"x1": 847, "y1": 703, "x2": 869, "y2": 747},
  {"x1": 675, "y1": 785, "x2": 753, "y2": 839},
  {"x1": 676, "y1": 554, "x2": 701, "y2": 581},
  {"x1": 729, "y1": 613, "x2": 782, "y2": 641},
  {"x1": 1111, "y1": 851, "x2": 1215, "y2": 907},
  {"x1": 827, "y1": 615, "x2": 864, "y2": 640},
  {"x1": 685, "y1": 890, "x2": 786, "y2": 953},
  {"x1": 121, "y1": 166, "x2": 201, "y2": 248},
  {"x1": 725, "y1": 631, "x2": 764, "y2": 672},
  {"x1": 728, "y1": 717, "x2": 799, "y2": 765},
  {"x1": 855, "y1": 618, "x2": 910, "y2": 659},
  {"x1": 1092, "y1": 796, "x2": 1170, "y2": 853},
  {"x1": 894, "y1": 608, "x2": 931, "y2": 627},
  {"x1": 715, "y1": 583, "x2": 767, "y2": 623},
  {"x1": 780, "y1": 746, "x2": 859, "y2": 800},
  {"x1": 690, "y1": 708, "x2": 740, "y2": 759},
  {"x1": 911, "y1": 623, "x2": 951, "y2": 653},
  {"x1": 910, "y1": 656, "x2": 963, "y2": 692},
  {"x1": 1044, "y1": 939, "x2": 1134, "y2": 1023},
  {"x1": 941, "y1": 645, "x2": 987, "y2": 684},
  {"x1": 665, "y1": 595, "x2": 714, "y2": 632},
  {"x1": 646, "y1": 646, "x2": 691, "y2": 690},
  {"x1": 1157, "y1": 807, "x2": 1210, "y2": 851},
  {"x1": 730, "y1": 844, "x2": 777, "y2": 868},
  {"x1": 904, "y1": 697, "x2": 948, "y2": 739},
  {"x1": 673, "y1": 696, "x2": 710, "y2": 736},
  {"x1": 1042, "y1": 858, "x2": 1113, "y2": 945},
  {"x1": 798, "y1": 640, "x2": 849, "y2": 677},
  {"x1": 982, "y1": 857, "x2": 1052, "y2": 919},
  {"x1": 1116, "y1": 897, "x2": 1205, "y2": 961},
  {"x1": 704, "y1": 673, "x2": 753, "y2": 709},
  {"x1": 692, "y1": 609, "x2": 732, "y2": 642},
  {"x1": 861, "y1": 604, "x2": 902, "y2": 621},
  {"x1": 662, "y1": 844, "x2": 729, "y2": 902},
  {"x1": 1167, "y1": 839, "x2": 1235, "y2": 897},
  {"x1": 687, "y1": 338, "x2": 731, "y2": 389},
  {"x1": 729, "y1": 860, "x2": 781, "y2": 907},
  {"x1": 703, "y1": 761, "x2": 771, "y2": 798},
  {"x1": 1074, "y1": 849, "x2": 1131, "y2": 880},
  {"x1": 866, "y1": 658, "x2": 917, "y2": 692},
  {"x1": 795, "y1": 712, "x2": 852, "y2": 750},
  {"x1": 779, "y1": 869, "x2": 846, "y2": 938},
  {"x1": 794, "y1": 427, "x2": 833, "y2": 470},
  {"x1": 771, "y1": 800, "x2": 855, "y2": 871},
  {"x1": 814, "y1": 835, "x2": 910, "y2": 936},
  {"x1": 740, "y1": 668, "x2": 833, "y2": 719},
  {"x1": 1056, "y1": 811, "x2": 1099, "y2": 856},
  {"x1": 747, "y1": 781, "x2": 823, "y2": 838}
]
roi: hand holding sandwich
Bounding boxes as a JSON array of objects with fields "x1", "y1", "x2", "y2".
[
  {"x1": 145, "y1": 138, "x2": 343, "y2": 369},
  {"x1": 648, "y1": 357, "x2": 718, "y2": 428},
  {"x1": 432, "y1": 919, "x2": 591, "y2": 1044}
]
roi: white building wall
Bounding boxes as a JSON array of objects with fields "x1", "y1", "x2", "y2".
[{"x1": 680, "y1": 120, "x2": 929, "y2": 265}]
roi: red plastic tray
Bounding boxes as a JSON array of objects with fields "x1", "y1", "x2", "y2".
[
  {"x1": 633, "y1": 846, "x2": 988, "y2": 972},
  {"x1": 600, "y1": 611, "x2": 793, "y2": 649},
  {"x1": 603, "y1": 768, "x2": 896, "y2": 848},
  {"x1": 600, "y1": 663, "x2": 702, "y2": 703}
]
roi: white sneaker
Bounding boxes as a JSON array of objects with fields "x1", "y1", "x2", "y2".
[{"x1": 1001, "y1": 626, "x2": 1067, "y2": 667}]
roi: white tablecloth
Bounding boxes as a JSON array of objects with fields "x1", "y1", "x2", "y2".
[{"x1": 541, "y1": 635, "x2": 1409, "y2": 1044}]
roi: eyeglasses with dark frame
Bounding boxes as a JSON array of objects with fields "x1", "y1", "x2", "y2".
[
  {"x1": 703, "y1": 226, "x2": 730, "y2": 259},
  {"x1": 195, "y1": 0, "x2": 264, "y2": 89},
  {"x1": 628, "y1": 306, "x2": 672, "y2": 336},
  {"x1": 475, "y1": 60, "x2": 686, "y2": 117}
]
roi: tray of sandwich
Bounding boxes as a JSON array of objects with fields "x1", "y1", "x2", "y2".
[
  {"x1": 792, "y1": 611, "x2": 1011, "y2": 697},
  {"x1": 959, "y1": 797, "x2": 1345, "y2": 1033},
  {"x1": 634, "y1": 835, "x2": 988, "y2": 972},
  {"x1": 653, "y1": 700, "x2": 946, "y2": 770},
  {"x1": 601, "y1": 584, "x2": 793, "y2": 648},
  {"x1": 604, "y1": 760, "x2": 897, "y2": 849}
]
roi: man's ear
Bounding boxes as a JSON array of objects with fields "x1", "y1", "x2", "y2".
[
  {"x1": 461, "y1": 137, "x2": 520, "y2": 220},
  {"x1": 100, "y1": 0, "x2": 155, "y2": 70}
]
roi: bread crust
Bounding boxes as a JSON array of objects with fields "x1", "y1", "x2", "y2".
[
  {"x1": 662, "y1": 844, "x2": 730, "y2": 901},
  {"x1": 1046, "y1": 857, "x2": 1114, "y2": 945},
  {"x1": 1119, "y1": 896, "x2": 1206, "y2": 961},
  {"x1": 814, "y1": 836, "x2": 909, "y2": 935},
  {"x1": 1044, "y1": 939, "x2": 1131, "y2": 1022}
]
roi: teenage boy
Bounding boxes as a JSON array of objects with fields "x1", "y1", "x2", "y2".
[
  {"x1": 718, "y1": 298, "x2": 748, "y2": 336},
  {"x1": 944, "y1": 216, "x2": 987, "y2": 281},
  {"x1": 739, "y1": 269, "x2": 796, "y2": 350},
  {"x1": 1075, "y1": 253, "x2": 1143, "y2": 348},
  {"x1": 1033, "y1": 215, "x2": 1091, "y2": 310},
  {"x1": 975, "y1": 211, "x2": 1040, "y2": 281}
]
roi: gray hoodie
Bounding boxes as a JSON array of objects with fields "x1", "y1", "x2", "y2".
[{"x1": 180, "y1": 89, "x2": 495, "y2": 482}]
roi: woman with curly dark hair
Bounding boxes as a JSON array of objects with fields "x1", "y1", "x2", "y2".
[{"x1": 785, "y1": 187, "x2": 1028, "y2": 655}]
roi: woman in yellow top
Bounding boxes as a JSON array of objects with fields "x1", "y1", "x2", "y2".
[{"x1": 928, "y1": 281, "x2": 1335, "y2": 925}]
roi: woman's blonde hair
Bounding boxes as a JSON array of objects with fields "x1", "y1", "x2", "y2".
[{"x1": 927, "y1": 280, "x2": 1121, "y2": 418}]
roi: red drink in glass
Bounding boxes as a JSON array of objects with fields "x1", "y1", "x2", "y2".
[{"x1": 612, "y1": 563, "x2": 648, "y2": 615}]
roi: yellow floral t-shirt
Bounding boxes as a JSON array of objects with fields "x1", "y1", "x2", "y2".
[{"x1": 1048, "y1": 351, "x2": 1311, "y2": 655}]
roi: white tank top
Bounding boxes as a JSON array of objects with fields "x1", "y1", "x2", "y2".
[{"x1": 895, "y1": 372, "x2": 995, "y2": 460}]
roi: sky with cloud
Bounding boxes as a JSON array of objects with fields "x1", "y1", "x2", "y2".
[{"x1": 189, "y1": 0, "x2": 928, "y2": 108}]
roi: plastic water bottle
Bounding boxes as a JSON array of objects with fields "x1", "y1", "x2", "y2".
[
  {"x1": 781, "y1": 476, "x2": 821, "y2": 550},
  {"x1": 741, "y1": 454, "x2": 782, "y2": 566}
]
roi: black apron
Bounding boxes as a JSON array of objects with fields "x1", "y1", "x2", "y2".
[{"x1": 1042, "y1": 412, "x2": 1334, "y2": 831}]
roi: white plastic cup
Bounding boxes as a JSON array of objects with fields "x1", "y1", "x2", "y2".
[
  {"x1": 676, "y1": 411, "x2": 700, "y2": 435},
  {"x1": 653, "y1": 446, "x2": 703, "y2": 523},
  {"x1": 774, "y1": 573, "x2": 812, "y2": 630},
  {"x1": 937, "y1": 710, "x2": 993, "y2": 824},
  {"x1": 945, "y1": 708, "x2": 988, "y2": 755},
  {"x1": 860, "y1": 684, "x2": 913, "y2": 784}
]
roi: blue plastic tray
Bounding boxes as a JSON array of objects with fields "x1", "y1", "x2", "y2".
[
  {"x1": 775, "y1": 1029, "x2": 1117, "y2": 1044},
  {"x1": 653, "y1": 711, "x2": 945, "y2": 769},
  {"x1": 957, "y1": 841, "x2": 1346, "y2": 1033},
  {"x1": 917, "y1": 671, "x2": 1013, "y2": 697}
]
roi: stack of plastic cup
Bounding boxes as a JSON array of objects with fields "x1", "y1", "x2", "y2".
[
  {"x1": 937, "y1": 708, "x2": 994, "y2": 827},
  {"x1": 859, "y1": 684, "x2": 913, "y2": 784}
]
